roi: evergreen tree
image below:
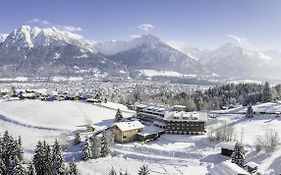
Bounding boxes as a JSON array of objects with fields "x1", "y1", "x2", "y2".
[
  {"x1": 74, "y1": 132, "x2": 81, "y2": 145},
  {"x1": 52, "y1": 139, "x2": 66, "y2": 175},
  {"x1": 8, "y1": 156, "x2": 26, "y2": 175},
  {"x1": 0, "y1": 130, "x2": 25, "y2": 175},
  {"x1": 0, "y1": 159, "x2": 5, "y2": 175},
  {"x1": 43, "y1": 141, "x2": 52, "y2": 175},
  {"x1": 262, "y1": 81, "x2": 272, "y2": 103},
  {"x1": 114, "y1": 108, "x2": 123, "y2": 122},
  {"x1": 100, "y1": 132, "x2": 110, "y2": 157},
  {"x1": 109, "y1": 167, "x2": 117, "y2": 175},
  {"x1": 82, "y1": 137, "x2": 92, "y2": 160},
  {"x1": 138, "y1": 164, "x2": 150, "y2": 175},
  {"x1": 27, "y1": 163, "x2": 36, "y2": 175},
  {"x1": 68, "y1": 161, "x2": 80, "y2": 175},
  {"x1": 33, "y1": 141, "x2": 45, "y2": 175},
  {"x1": 90, "y1": 135, "x2": 101, "y2": 159},
  {"x1": 231, "y1": 142, "x2": 245, "y2": 167},
  {"x1": 245, "y1": 105, "x2": 254, "y2": 118},
  {"x1": 16, "y1": 136, "x2": 24, "y2": 162}
]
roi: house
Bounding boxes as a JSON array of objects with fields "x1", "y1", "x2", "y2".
[
  {"x1": 245, "y1": 162, "x2": 259, "y2": 173},
  {"x1": 136, "y1": 103, "x2": 207, "y2": 134},
  {"x1": 221, "y1": 142, "x2": 236, "y2": 157},
  {"x1": 209, "y1": 161, "x2": 250, "y2": 175},
  {"x1": 112, "y1": 121, "x2": 144, "y2": 143}
]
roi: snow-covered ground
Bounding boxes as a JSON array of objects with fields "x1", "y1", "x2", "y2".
[{"x1": 1, "y1": 100, "x2": 281, "y2": 174}]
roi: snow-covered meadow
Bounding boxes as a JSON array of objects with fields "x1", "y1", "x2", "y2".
[{"x1": 1, "y1": 99, "x2": 281, "y2": 174}]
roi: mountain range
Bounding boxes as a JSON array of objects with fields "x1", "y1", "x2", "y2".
[{"x1": 1, "y1": 25, "x2": 281, "y2": 81}]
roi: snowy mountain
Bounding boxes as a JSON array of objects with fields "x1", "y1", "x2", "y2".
[
  {"x1": 0, "y1": 34, "x2": 8, "y2": 43},
  {"x1": 198, "y1": 43, "x2": 276, "y2": 78},
  {"x1": 0, "y1": 25, "x2": 128, "y2": 78},
  {"x1": 102, "y1": 35, "x2": 209, "y2": 77}
]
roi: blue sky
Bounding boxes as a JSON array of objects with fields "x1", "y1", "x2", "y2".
[{"x1": 0, "y1": 0, "x2": 280, "y2": 50}]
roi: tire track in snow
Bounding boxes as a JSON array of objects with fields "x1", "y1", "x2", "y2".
[{"x1": 0, "y1": 114, "x2": 67, "y2": 131}]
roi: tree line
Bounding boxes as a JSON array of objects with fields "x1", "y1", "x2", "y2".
[{"x1": 121, "y1": 82, "x2": 277, "y2": 111}]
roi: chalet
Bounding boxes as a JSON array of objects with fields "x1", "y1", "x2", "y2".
[
  {"x1": 221, "y1": 142, "x2": 236, "y2": 157},
  {"x1": 112, "y1": 121, "x2": 144, "y2": 143},
  {"x1": 209, "y1": 161, "x2": 250, "y2": 175},
  {"x1": 245, "y1": 162, "x2": 259, "y2": 173},
  {"x1": 136, "y1": 103, "x2": 207, "y2": 134}
]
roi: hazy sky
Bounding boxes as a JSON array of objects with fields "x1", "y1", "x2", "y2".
[{"x1": 0, "y1": 0, "x2": 280, "y2": 50}]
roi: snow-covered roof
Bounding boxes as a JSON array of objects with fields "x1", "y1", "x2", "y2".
[
  {"x1": 115, "y1": 120, "x2": 144, "y2": 132},
  {"x1": 221, "y1": 142, "x2": 236, "y2": 150},
  {"x1": 164, "y1": 111, "x2": 207, "y2": 122},
  {"x1": 209, "y1": 161, "x2": 250, "y2": 175},
  {"x1": 245, "y1": 162, "x2": 259, "y2": 168}
]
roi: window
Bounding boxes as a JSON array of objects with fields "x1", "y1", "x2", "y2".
[{"x1": 123, "y1": 135, "x2": 126, "y2": 139}]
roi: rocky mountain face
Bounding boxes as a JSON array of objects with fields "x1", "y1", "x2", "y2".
[
  {"x1": 1, "y1": 25, "x2": 281, "y2": 81},
  {"x1": 197, "y1": 43, "x2": 277, "y2": 79},
  {"x1": 0, "y1": 26, "x2": 128, "y2": 78},
  {"x1": 97, "y1": 35, "x2": 209, "y2": 77}
]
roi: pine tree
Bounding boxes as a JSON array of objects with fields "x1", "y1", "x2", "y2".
[
  {"x1": 27, "y1": 163, "x2": 36, "y2": 175},
  {"x1": 33, "y1": 141, "x2": 45, "y2": 175},
  {"x1": 68, "y1": 161, "x2": 80, "y2": 175},
  {"x1": 114, "y1": 108, "x2": 123, "y2": 122},
  {"x1": 9, "y1": 156, "x2": 26, "y2": 175},
  {"x1": 82, "y1": 137, "x2": 92, "y2": 160},
  {"x1": 245, "y1": 105, "x2": 254, "y2": 118},
  {"x1": 74, "y1": 132, "x2": 81, "y2": 145},
  {"x1": 52, "y1": 139, "x2": 66, "y2": 175},
  {"x1": 16, "y1": 136, "x2": 24, "y2": 162},
  {"x1": 100, "y1": 132, "x2": 110, "y2": 157},
  {"x1": 109, "y1": 167, "x2": 117, "y2": 175},
  {"x1": 90, "y1": 135, "x2": 101, "y2": 159},
  {"x1": 43, "y1": 141, "x2": 52, "y2": 175},
  {"x1": 0, "y1": 159, "x2": 5, "y2": 175},
  {"x1": 231, "y1": 142, "x2": 245, "y2": 167},
  {"x1": 138, "y1": 164, "x2": 150, "y2": 175},
  {"x1": 262, "y1": 81, "x2": 272, "y2": 103}
]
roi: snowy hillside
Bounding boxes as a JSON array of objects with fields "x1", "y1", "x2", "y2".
[{"x1": 1, "y1": 99, "x2": 281, "y2": 174}]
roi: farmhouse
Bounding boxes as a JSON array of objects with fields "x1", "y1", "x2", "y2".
[
  {"x1": 208, "y1": 160, "x2": 250, "y2": 175},
  {"x1": 136, "y1": 103, "x2": 207, "y2": 134},
  {"x1": 112, "y1": 120, "x2": 144, "y2": 143}
]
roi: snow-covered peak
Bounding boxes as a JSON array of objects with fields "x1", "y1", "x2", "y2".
[
  {"x1": 3, "y1": 25, "x2": 96, "y2": 52},
  {"x1": 95, "y1": 34, "x2": 163, "y2": 55},
  {"x1": 0, "y1": 34, "x2": 8, "y2": 43}
]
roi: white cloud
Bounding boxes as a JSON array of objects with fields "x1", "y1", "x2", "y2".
[
  {"x1": 59, "y1": 25, "x2": 82, "y2": 32},
  {"x1": 130, "y1": 34, "x2": 141, "y2": 39},
  {"x1": 166, "y1": 40, "x2": 187, "y2": 51},
  {"x1": 26, "y1": 18, "x2": 82, "y2": 33},
  {"x1": 226, "y1": 34, "x2": 250, "y2": 46},
  {"x1": 27, "y1": 18, "x2": 51, "y2": 26},
  {"x1": 137, "y1": 24, "x2": 154, "y2": 32}
]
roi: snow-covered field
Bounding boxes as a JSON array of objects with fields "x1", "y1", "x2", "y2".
[{"x1": 1, "y1": 100, "x2": 281, "y2": 174}]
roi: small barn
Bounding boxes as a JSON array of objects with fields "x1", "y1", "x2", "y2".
[
  {"x1": 209, "y1": 161, "x2": 250, "y2": 175},
  {"x1": 221, "y1": 142, "x2": 236, "y2": 157},
  {"x1": 112, "y1": 120, "x2": 144, "y2": 143}
]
